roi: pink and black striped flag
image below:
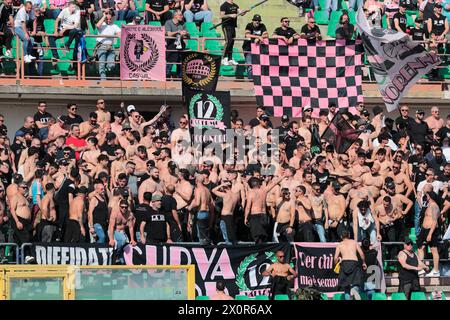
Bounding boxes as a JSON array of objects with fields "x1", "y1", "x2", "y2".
[{"x1": 251, "y1": 39, "x2": 364, "y2": 118}]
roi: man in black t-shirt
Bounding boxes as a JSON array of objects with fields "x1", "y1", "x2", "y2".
[
  {"x1": 220, "y1": 0, "x2": 248, "y2": 66},
  {"x1": 276, "y1": 115, "x2": 290, "y2": 139},
  {"x1": 249, "y1": 106, "x2": 273, "y2": 128},
  {"x1": 65, "y1": 103, "x2": 84, "y2": 126},
  {"x1": 283, "y1": 121, "x2": 302, "y2": 159},
  {"x1": 162, "y1": 185, "x2": 182, "y2": 242},
  {"x1": 408, "y1": 109, "x2": 431, "y2": 147},
  {"x1": 183, "y1": 0, "x2": 212, "y2": 23},
  {"x1": 300, "y1": 17, "x2": 322, "y2": 40},
  {"x1": 273, "y1": 17, "x2": 299, "y2": 45},
  {"x1": 409, "y1": 18, "x2": 425, "y2": 41},
  {"x1": 0, "y1": 0, "x2": 14, "y2": 60},
  {"x1": 145, "y1": 0, "x2": 172, "y2": 26},
  {"x1": 134, "y1": 192, "x2": 152, "y2": 242},
  {"x1": 140, "y1": 192, "x2": 171, "y2": 243},
  {"x1": 33, "y1": 101, "x2": 53, "y2": 141},
  {"x1": 393, "y1": 3, "x2": 408, "y2": 32},
  {"x1": 243, "y1": 14, "x2": 268, "y2": 79}
]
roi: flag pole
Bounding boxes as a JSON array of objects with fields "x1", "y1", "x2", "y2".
[{"x1": 209, "y1": 0, "x2": 270, "y2": 30}]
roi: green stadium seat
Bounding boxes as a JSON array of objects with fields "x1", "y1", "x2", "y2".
[
  {"x1": 341, "y1": 0, "x2": 349, "y2": 10},
  {"x1": 44, "y1": 19, "x2": 56, "y2": 35},
  {"x1": 138, "y1": 0, "x2": 146, "y2": 12},
  {"x1": 186, "y1": 39, "x2": 199, "y2": 51},
  {"x1": 148, "y1": 21, "x2": 162, "y2": 26},
  {"x1": 220, "y1": 65, "x2": 235, "y2": 76},
  {"x1": 185, "y1": 22, "x2": 200, "y2": 37},
  {"x1": 359, "y1": 292, "x2": 368, "y2": 300},
  {"x1": 406, "y1": 10, "x2": 419, "y2": 17},
  {"x1": 114, "y1": 20, "x2": 127, "y2": 28},
  {"x1": 201, "y1": 22, "x2": 220, "y2": 37},
  {"x1": 406, "y1": 14, "x2": 415, "y2": 27},
  {"x1": 391, "y1": 292, "x2": 407, "y2": 300},
  {"x1": 235, "y1": 295, "x2": 250, "y2": 300},
  {"x1": 320, "y1": 294, "x2": 329, "y2": 300},
  {"x1": 411, "y1": 292, "x2": 427, "y2": 300},
  {"x1": 196, "y1": 295, "x2": 210, "y2": 300},
  {"x1": 348, "y1": 10, "x2": 356, "y2": 24},
  {"x1": 314, "y1": 10, "x2": 329, "y2": 25},
  {"x1": 274, "y1": 294, "x2": 289, "y2": 300},
  {"x1": 333, "y1": 293, "x2": 345, "y2": 300},
  {"x1": 318, "y1": 0, "x2": 326, "y2": 9},
  {"x1": 254, "y1": 295, "x2": 269, "y2": 300},
  {"x1": 372, "y1": 293, "x2": 387, "y2": 300}
]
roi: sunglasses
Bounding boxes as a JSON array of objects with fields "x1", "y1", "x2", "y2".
[
  {"x1": 278, "y1": 255, "x2": 284, "y2": 258},
  {"x1": 179, "y1": 122, "x2": 187, "y2": 125},
  {"x1": 283, "y1": 20, "x2": 290, "y2": 23},
  {"x1": 401, "y1": 109, "x2": 408, "y2": 112},
  {"x1": 97, "y1": 101, "x2": 105, "y2": 104},
  {"x1": 19, "y1": 185, "x2": 28, "y2": 189},
  {"x1": 71, "y1": 107, "x2": 77, "y2": 111},
  {"x1": 120, "y1": 206, "x2": 128, "y2": 209}
]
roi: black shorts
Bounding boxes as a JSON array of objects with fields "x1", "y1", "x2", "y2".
[{"x1": 417, "y1": 228, "x2": 439, "y2": 248}]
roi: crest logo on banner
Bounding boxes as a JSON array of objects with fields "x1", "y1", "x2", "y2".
[
  {"x1": 182, "y1": 52, "x2": 221, "y2": 92},
  {"x1": 185, "y1": 89, "x2": 231, "y2": 144},
  {"x1": 120, "y1": 25, "x2": 166, "y2": 81}
]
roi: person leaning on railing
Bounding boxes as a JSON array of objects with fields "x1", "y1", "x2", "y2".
[
  {"x1": 243, "y1": 14, "x2": 268, "y2": 80},
  {"x1": 165, "y1": 9, "x2": 189, "y2": 78},
  {"x1": 14, "y1": 1, "x2": 36, "y2": 64},
  {"x1": 95, "y1": 9, "x2": 120, "y2": 80}
]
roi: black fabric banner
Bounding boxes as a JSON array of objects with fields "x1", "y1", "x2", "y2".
[
  {"x1": 185, "y1": 89, "x2": 231, "y2": 145},
  {"x1": 182, "y1": 52, "x2": 221, "y2": 92},
  {"x1": 321, "y1": 113, "x2": 361, "y2": 154},
  {"x1": 31, "y1": 243, "x2": 114, "y2": 265},
  {"x1": 123, "y1": 243, "x2": 290, "y2": 297}
]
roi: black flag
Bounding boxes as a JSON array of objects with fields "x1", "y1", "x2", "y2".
[
  {"x1": 182, "y1": 52, "x2": 221, "y2": 92},
  {"x1": 321, "y1": 113, "x2": 361, "y2": 154}
]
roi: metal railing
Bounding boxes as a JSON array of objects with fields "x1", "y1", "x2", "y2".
[{"x1": 3, "y1": 32, "x2": 450, "y2": 85}]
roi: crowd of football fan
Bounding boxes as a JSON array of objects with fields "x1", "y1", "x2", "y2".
[{"x1": 0, "y1": 101, "x2": 448, "y2": 276}]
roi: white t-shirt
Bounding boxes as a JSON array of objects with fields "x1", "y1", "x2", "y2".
[
  {"x1": 58, "y1": 7, "x2": 80, "y2": 29},
  {"x1": 97, "y1": 22, "x2": 121, "y2": 45},
  {"x1": 170, "y1": 128, "x2": 191, "y2": 145},
  {"x1": 14, "y1": 7, "x2": 29, "y2": 28},
  {"x1": 417, "y1": 180, "x2": 444, "y2": 195}
]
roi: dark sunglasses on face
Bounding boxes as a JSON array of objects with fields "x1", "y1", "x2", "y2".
[{"x1": 120, "y1": 206, "x2": 128, "y2": 209}]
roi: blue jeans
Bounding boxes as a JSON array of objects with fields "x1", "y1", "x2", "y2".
[
  {"x1": 49, "y1": 9, "x2": 61, "y2": 19},
  {"x1": 219, "y1": 220, "x2": 231, "y2": 245},
  {"x1": 245, "y1": 53, "x2": 253, "y2": 80},
  {"x1": 348, "y1": 0, "x2": 363, "y2": 11},
  {"x1": 14, "y1": 27, "x2": 34, "y2": 56},
  {"x1": 114, "y1": 230, "x2": 128, "y2": 250},
  {"x1": 136, "y1": 231, "x2": 147, "y2": 243},
  {"x1": 97, "y1": 46, "x2": 115, "y2": 80},
  {"x1": 345, "y1": 285, "x2": 360, "y2": 300},
  {"x1": 117, "y1": 9, "x2": 138, "y2": 22},
  {"x1": 312, "y1": 0, "x2": 319, "y2": 8},
  {"x1": 325, "y1": 0, "x2": 339, "y2": 16},
  {"x1": 183, "y1": 10, "x2": 212, "y2": 23},
  {"x1": 38, "y1": 127, "x2": 49, "y2": 140},
  {"x1": 358, "y1": 223, "x2": 377, "y2": 244},
  {"x1": 314, "y1": 222, "x2": 327, "y2": 242},
  {"x1": 94, "y1": 223, "x2": 106, "y2": 243},
  {"x1": 196, "y1": 211, "x2": 210, "y2": 245},
  {"x1": 414, "y1": 201, "x2": 422, "y2": 237}
]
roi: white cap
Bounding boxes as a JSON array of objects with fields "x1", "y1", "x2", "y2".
[{"x1": 127, "y1": 105, "x2": 136, "y2": 113}]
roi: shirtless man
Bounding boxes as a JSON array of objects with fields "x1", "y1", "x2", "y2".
[
  {"x1": 36, "y1": 183, "x2": 57, "y2": 242},
  {"x1": 133, "y1": 146, "x2": 150, "y2": 175},
  {"x1": 245, "y1": 174, "x2": 287, "y2": 244},
  {"x1": 294, "y1": 185, "x2": 315, "y2": 242},
  {"x1": 330, "y1": 154, "x2": 354, "y2": 194},
  {"x1": 375, "y1": 196, "x2": 400, "y2": 260},
  {"x1": 79, "y1": 112, "x2": 101, "y2": 139},
  {"x1": 110, "y1": 148, "x2": 127, "y2": 187},
  {"x1": 351, "y1": 151, "x2": 371, "y2": 180},
  {"x1": 265, "y1": 175, "x2": 280, "y2": 219},
  {"x1": 262, "y1": 250, "x2": 297, "y2": 300},
  {"x1": 64, "y1": 186, "x2": 88, "y2": 243},
  {"x1": 361, "y1": 163, "x2": 385, "y2": 199},
  {"x1": 95, "y1": 99, "x2": 111, "y2": 126},
  {"x1": 280, "y1": 167, "x2": 301, "y2": 195},
  {"x1": 311, "y1": 182, "x2": 329, "y2": 242},
  {"x1": 388, "y1": 161, "x2": 414, "y2": 198},
  {"x1": 157, "y1": 149, "x2": 173, "y2": 186},
  {"x1": 372, "y1": 148, "x2": 392, "y2": 177},
  {"x1": 138, "y1": 167, "x2": 165, "y2": 203},
  {"x1": 174, "y1": 169, "x2": 193, "y2": 241},
  {"x1": 187, "y1": 175, "x2": 213, "y2": 245},
  {"x1": 417, "y1": 191, "x2": 441, "y2": 277},
  {"x1": 425, "y1": 106, "x2": 444, "y2": 134},
  {"x1": 10, "y1": 182, "x2": 33, "y2": 245},
  {"x1": 108, "y1": 199, "x2": 136, "y2": 251},
  {"x1": 298, "y1": 117, "x2": 312, "y2": 148},
  {"x1": 272, "y1": 188, "x2": 295, "y2": 243},
  {"x1": 212, "y1": 181, "x2": 240, "y2": 245},
  {"x1": 82, "y1": 137, "x2": 101, "y2": 173},
  {"x1": 6, "y1": 174, "x2": 23, "y2": 209},
  {"x1": 92, "y1": 154, "x2": 110, "y2": 180},
  {"x1": 23, "y1": 147, "x2": 39, "y2": 184},
  {"x1": 210, "y1": 281, "x2": 234, "y2": 300},
  {"x1": 47, "y1": 117, "x2": 68, "y2": 143},
  {"x1": 334, "y1": 230, "x2": 367, "y2": 300},
  {"x1": 325, "y1": 182, "x2": 347, "y2": 242}
]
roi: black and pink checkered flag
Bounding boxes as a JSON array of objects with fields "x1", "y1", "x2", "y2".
[{"x1": 251, "y1": 39, "x2": 364, "y2": 118}]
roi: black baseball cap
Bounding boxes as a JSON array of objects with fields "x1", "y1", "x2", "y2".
[
  {"x1": 404, "y1": 237, "x2": 413, "y2": 245},
  {"x1": 435, "y1": 3, "x2": 443, "y2": 8},
  {"x1": 281, "y1": 115, "x2": 289, "y2": 122},
  {"x1": 261, "y1": 114, "x2": 270, "y2": 121},
  {"x1": 416, "y1": 109, "x2": 425, "y2": 115},
  {"x1": 252, "y1": 14, "x2": 262, "y2": 21}
]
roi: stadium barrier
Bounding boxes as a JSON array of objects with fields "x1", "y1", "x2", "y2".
[
  {"x1": 0, "y1": 243, "x2": 19, "y2": 265},
  {"x1": 0, "y1": 264, "x2": 195, "y2": 300}
]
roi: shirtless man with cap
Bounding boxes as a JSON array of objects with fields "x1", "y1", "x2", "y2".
[
  {"x1": 212, "y1": 181, "x2": 240, "y2": 245},
  {"x1": 326, "y1": 181, "x2": 347, "y2": 242},
  {"x1": 334, "y1": 230, "x2": 367, "y2": 300},
  {"x1": 188, "y1": 175, "x2": 213, "y2": 245},
  {"x1": 245, "y1": 173, "x2": 287, "y2": 244},
  {"x1": 273, "y1": 188, "x2": 295, "y2": 243},
  {"x1": 375, "y1": 196, "x2": 400, "y2": 260},
  {"x1": 262, "y1": 250, "x2": 297, "y2": 300},
  {"x1": 65, "y1": 186, "x2": 88, "y2": 243}
]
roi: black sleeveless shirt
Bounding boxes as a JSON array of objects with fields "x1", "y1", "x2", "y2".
[
  {"x1": 399, "y1": 250, "x2": 419, "y2": 282},
  {"x1": 93, "y1": 196, "x2": 108, "y2": 227}
]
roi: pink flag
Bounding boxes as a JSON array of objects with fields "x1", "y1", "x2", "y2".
[{"x1": 120, "y1": 25, "x2": 166, "y2": 81}]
